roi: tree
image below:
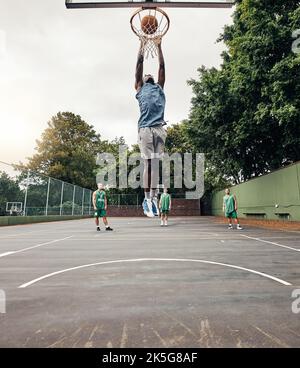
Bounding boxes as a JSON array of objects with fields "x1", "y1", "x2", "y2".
[
  {"x1": 25, "y1": 112, "x2": 105, "y2": 189},
  {"x1": 187, "y1": 0, "x2": 300, "y2": 183}
]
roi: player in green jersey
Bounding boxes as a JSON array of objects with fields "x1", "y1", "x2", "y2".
[
  {"x1": 159, "y1": 188, "x2": 171, "y2": 227},
  {"x1": 223, "y1": 188, "x2": 243, "y2": 230},
  {"x1": 92, "y1": 183, "x2": 113, "y2": 231}
]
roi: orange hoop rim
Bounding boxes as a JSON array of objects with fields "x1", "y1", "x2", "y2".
[{"x1": 130, "y1": 7, "x2": 170, "y2": 39}]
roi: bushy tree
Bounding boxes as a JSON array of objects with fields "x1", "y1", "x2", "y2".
[{"x1": 187, "y1": 0, "x2": 300, "y2": 183}]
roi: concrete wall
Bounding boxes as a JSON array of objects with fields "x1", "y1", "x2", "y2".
[
  {"x1": 211, "y1": 162, "x2": 300, "y2": 221},
  {"x1": 0, "y1": 215, "x2": 91, "y2": 227}
]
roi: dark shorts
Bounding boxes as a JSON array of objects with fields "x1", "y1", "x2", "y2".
[
  {"x1": 161, "y1": 210, "x2": 169, "y2": 215},
  {"x1": 226, "y1": 210, "x2": 237, "y2": 219},
  {"x1": 94, "y1": 209, "x2": 107, "y2": 218}
]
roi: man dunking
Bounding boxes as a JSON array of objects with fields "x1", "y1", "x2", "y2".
[{"x1": 135, "y1": 37, "x2": 167, "y2": 218}]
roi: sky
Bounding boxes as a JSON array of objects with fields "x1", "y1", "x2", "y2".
[{"x1": 0, "y1": 0, "x2": 233, "y2": 164}]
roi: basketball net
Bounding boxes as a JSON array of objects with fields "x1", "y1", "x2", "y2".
[{"x1": 130, "y1": 8, "x2": 170, "y2": 59}]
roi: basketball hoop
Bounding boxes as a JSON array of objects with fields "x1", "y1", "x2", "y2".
[{"x1": 130, "y1": 7, "x2": 170, "y2": 59}]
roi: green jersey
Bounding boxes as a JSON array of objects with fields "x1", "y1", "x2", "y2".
[
  {"x1": 223, "y1": 194, "x2": 235, "y2": 215},
  {"x1": 95, "y1": 190, "x2": 106, "y2": 210},
  {"x1": 160, "y1": 193, "x2": 171, "y2": 211}
]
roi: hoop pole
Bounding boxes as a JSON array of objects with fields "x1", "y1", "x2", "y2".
[
  {"x1": 72, "y1": 186, "x2": 76, "y2": 216},
  {"x1": 23, "y1": 171, "x2": 30, "y2": 216},
  {"x1": 60, "y1": 182, "x2": 64, "y2": 216},
  {"x1": 82, "y1": 188, "x2": 85, "y2": 215},
  {"x1": 88, "y1": 190, "x2": 92, "y2": 215},
  {"x1": 45, "y1": 177, "x2": 51, "y2": 216}
]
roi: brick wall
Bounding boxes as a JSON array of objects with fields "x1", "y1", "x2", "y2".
[{"x1": 107, "y1": 199, "x2": 201, "y2": 217}]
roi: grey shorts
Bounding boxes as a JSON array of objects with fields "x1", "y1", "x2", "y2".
[{"x1": 138, "y1": 125, "x2": 167, "y2": 159}]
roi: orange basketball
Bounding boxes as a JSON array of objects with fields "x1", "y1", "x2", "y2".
[{"x1": 141, "y1": 15, "x2": 158, "y2": 35}]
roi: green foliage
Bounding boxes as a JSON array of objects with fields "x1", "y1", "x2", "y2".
[
  {"x1": 0, "y1": 171, "x2": 23, "y2": 215},
  {"x1": 25, "y1": 112, "x2": 105, "y2": 189},
  {"x1": 187, "y1": 0, "x2": 300, "y2": 183}
]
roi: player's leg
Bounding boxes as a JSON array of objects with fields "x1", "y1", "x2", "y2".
[
  {"x1": 152, "y1": 126, "x2": 167, "y2": 216},
  {"x1": 102, "y1": 214, "x2": 113, "y2": 231},
  {"x1": 139, "y1": 128, "x2": 155, "y2": 217},
  {"x1": 233, "y1": 212, "x2": 243, "y2": 230},
  {"x1": 95, "y1": 212, "x2": 101, "y2": 231},
  {"x1": 164, "y1": 212, "x2": 168, "y2": 226},
  {"x1": 227, "y1": 215, "x2": 233, "y2": 229},
  {"x1": 150, "y1": 157, "x2": 160, "y2": 216},
  {"x1": 161, "y1": 212, "x2": 165, "y2": 226}
]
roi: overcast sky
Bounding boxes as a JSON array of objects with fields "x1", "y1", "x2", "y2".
[{"x1": 0, "y1": 0, "x2": 233, "y2": 164}]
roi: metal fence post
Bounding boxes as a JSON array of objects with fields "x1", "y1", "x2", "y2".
[
  {"x1": 81, "y1": 188, "x2": 85, "y2": 215},
  {"x1": 45, "y1": 177, "x2": 51, "y2": 216},
  {"x1": 88, "y1": 190, "x2": 92, "y2": 215},
  {"x1": 60, "y1": 181, "x2": 64, "y2": 216},
  {"x1": 23, "y1": 171, "x2": 30, "y2": 216},
  {"x1": 72, "y1": 185, "x2": 76, "y2": 216}
]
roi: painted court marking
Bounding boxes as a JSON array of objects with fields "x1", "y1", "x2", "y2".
[
  {"x1": 0, "y1": 236, "x2": 73, "y2": 258},
  {"x1": 18, "y1": 258, "x2": 292, "y2": 288},
  {"x1": 240, "y1": 234, "x2": 300, "y2": 252}
]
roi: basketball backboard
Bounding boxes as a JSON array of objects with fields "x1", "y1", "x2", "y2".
[{"x1": 65, "y1": 0, "x2": 234, "y2": 9}]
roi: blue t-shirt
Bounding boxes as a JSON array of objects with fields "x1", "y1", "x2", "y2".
[{"x1": 136, "y1": 83, "x2": 166, "y2": 129}]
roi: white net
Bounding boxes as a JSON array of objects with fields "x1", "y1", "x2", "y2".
[{"x1": 131, "y1": 8, "x2": 170, "y2": 59}]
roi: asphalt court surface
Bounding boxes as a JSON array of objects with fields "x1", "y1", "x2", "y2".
[{"x1": 0, "y1": 217, "x2": 299, "y2": 347}]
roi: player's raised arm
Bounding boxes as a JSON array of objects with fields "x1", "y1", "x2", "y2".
[
  {"x1": 135, "y1": 41, "x2": 144, "y2": 91},
  {"x1": 157, "y1": 38, "x2": 165, "y2": 89}
]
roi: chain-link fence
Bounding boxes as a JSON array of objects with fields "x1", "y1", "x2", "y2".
[
  {"x1": 0, "y1": 161, "x2": 145, "y2": 217},
  {"x1": 0, "y1": 161, "x2": 93, "y2": 217},
  {"x1": 0, "y1": 161, "x2": 192, "y2": 217}
]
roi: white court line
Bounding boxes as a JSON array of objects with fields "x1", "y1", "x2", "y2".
[
  {"x1": 240, "y1": 234, "x2": 300, "y2": 252},
  {"x1": 18, "y1": 257, "x2": 292, "y2": 288},
  {"x1": 0, "y1": 236, "x2": 73, "y2": 258}
]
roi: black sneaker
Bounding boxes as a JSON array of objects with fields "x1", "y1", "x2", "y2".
[
  {"x1": 97, "y1": 227, "x2": 101, "y2": 231},
  {"x1": 106, "y1": 226, "x2": 113, "y2": 231}
]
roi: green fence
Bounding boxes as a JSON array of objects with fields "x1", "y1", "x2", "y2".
[{"x1": 211, "y1": 162, "x2": 300, "y2": 221}]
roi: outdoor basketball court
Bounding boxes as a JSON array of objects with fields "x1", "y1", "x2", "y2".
[{"x1": 0, "y1": 217, "x2": 299, "y2": 348}]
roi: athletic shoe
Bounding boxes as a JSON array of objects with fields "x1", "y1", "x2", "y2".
[
  {"x1": 237, "y1": 225, "x2": 243, "y2": 230},
  {"x1": 228, "y1": 225, "x2": 233, "y2": 230},
  {"x1": 106, "y1": 226, "x2": 113, "y2": 231},
  {"x1": 160, "y1": 221, "x2": 164, "y2": 226},
  {"x1": 97, "y1": 227, "x2": 101, "y2": 232},
  {"x1": 152, "y1": 198, "x2": 159, "y2": 216},
  {"x1": 142, "y1": 199, "x2": 155, "y2": 218},
  {"x1": 164, "y1": 222, "x2": 168, "y2": 226}
]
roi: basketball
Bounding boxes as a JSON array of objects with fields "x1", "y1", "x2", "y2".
[{"x1": 141, "y1": 15, "x2": 158, "y2": 35}]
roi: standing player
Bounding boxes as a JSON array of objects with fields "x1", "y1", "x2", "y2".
[
  {"x1": 135, "y1": 37, "x2": 167, "y2": 218},
  {"x1": 92, "y1": 183, "x2": 113, "y2": 232},
  {"x1": 223, "y1": 188, "x2": 243, "y2": 230},
  {"x1": 159, "y1": 188, "x2": 171, "y2": 226}
]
